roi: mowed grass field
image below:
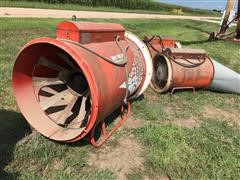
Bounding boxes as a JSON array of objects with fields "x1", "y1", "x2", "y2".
[{"x1": 0, "y1": 18, "x2": 240, "y2": 179}]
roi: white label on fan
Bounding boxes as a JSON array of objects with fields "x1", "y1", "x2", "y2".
[
  {"x1": 119, "y1": 51, "x2": 143, "y2": 95},
  {"x1": 111, "y1": 53, "x2": 124, "y2": 63}
]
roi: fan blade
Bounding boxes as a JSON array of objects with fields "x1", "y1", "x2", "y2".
[
  {"x1": 45, "y1": 99, "x2": 69, "y2": 119},
  {"x1": 38, "y1": 56, "x2": 69, "y2": 72},
  {"x1": 32, "y1": 77, "x2": 64, "y2": 87},
  {"x1": 68, "y1": 95, "x2": 88, "y2": 128},
  {"x1": 40, "y1": 89, "x2": 71, "y2": 110},
  {"x1": 78, "y1": 96, "x2": 87, "y2": 119},
  {"x1": 56, "y1": 96, "x2": 78, "y2": 125},
  {"x1": 57, "y1": 53, "x2": 78, "y2": 70},
  {"x1": 40, "y1": 87, "x2": 58, "y2": 95}
]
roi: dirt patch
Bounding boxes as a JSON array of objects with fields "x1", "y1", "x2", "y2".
[
  {"x1": 143, "y1": 175, "x2": 170, "y2": 180},
  {"x1": 122, "y1": 115, "x2": 147, "y2": 129},
  {"x1": 144, "y1": 90, "x2": 161, "y2": 103},
  {"x1": 172, "y1": 118, "x2": 199, "y2": 128},
  {"x1": 87, "y1": 135, "x2": 144, "y2": 180},
  {"x1": 51, "y1": 159, "x2": 64, "y2": 170},
  {"x1": 163, "y1": 106, "x2": 178, "y2": 117},
  {"x1": 203, "y1": 106, "x2": 240, "y2": 127}
]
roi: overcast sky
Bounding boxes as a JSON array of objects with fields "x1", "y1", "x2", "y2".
[{"x1": 157, "y1": 0, "x2": 238, "y2": 10}]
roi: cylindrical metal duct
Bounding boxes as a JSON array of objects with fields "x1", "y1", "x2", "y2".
[
  {"x1": 12, "y1": 21, "x2": 152, "y2": 145},
  {"x1": 149, "y1": 48, "x2": 215, "y2": 93}
]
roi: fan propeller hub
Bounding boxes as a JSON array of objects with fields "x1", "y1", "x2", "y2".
[{"x1": 67, "y1": 71, "x2": 88, "y2": 97}]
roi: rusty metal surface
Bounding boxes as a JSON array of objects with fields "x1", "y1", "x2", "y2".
[
  {"x1": 56, "y1": 21, "x2": 125, "y2": 44},
  {"x1": 219, "y1": 0, "x2": 236, "y2": 34},
  {"x1": 165, "y1": 48, "x2": 206, "y2": 56},
  {"x1": 146, "y1": 44, "x2": 214, "y2": 93},
  {"x1": 12, "y1": 21, "x2": 150, "y2": 145},
  {"x1": 212, "y1": 0, "x2": 240, "y2": 42},
  {"x1": 236, "y1": 1, "x2": 240, "y2": 39},
  {"x1": 164, "y1": 48, "x2": 206, "y2": 60}
]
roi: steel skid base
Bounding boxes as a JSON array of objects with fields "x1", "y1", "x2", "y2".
[{"x1": 90, "y1": 102, "x2": 131, "y2": 148}]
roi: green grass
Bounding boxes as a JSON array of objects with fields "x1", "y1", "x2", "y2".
[
  {"x1": 135, "y1": 120, "x2": 240, "y2": 179},
  {"x1": 0, "y1": 0, "x2": 220, "y2": 16},
  {"x1": 0, "y1": 18, "x2": 239, "y2": 179},
  {"x1": 132, "y1": 98, "x2": 168, "y2": 122}
]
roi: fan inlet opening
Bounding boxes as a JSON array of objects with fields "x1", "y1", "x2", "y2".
[
  {"x1": 32, "y1": 45, "x2": 91, "y2": 130},
  {"x1": 13, "y1": 42, "x2": 93, "y2": 141},
  {"x1": 151, "y1": 55, "x2": 169, "y2": 93}
]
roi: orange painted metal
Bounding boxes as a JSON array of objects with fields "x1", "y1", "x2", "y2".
[
  {"x1": 12, "y1": 21, "x2": 151, "y2": 146},
  {"x1": 146, "y1": 45, "x2": 214, "y2": 93},
  {"x1": 90, "y1": 102, "x2": 131, "y2": 147},
  {"x1": 56, "y1": 21, "x2": 125, "y2": 44},
  {"x1": 168, "y1": 56, "x2": 214, "y2": 91}
]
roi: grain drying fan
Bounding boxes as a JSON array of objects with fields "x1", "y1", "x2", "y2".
[
  {"x1": 12, "y1": 21, "x2": 152, "y2": 147},
  {"x1": 144, "y1": 35, "x2": 240, "y2": 94}
]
